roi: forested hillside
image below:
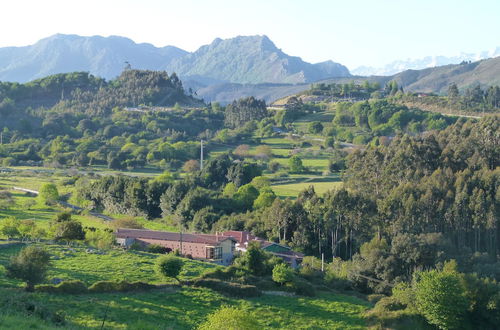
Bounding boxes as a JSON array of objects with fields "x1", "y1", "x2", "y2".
[{"x1": 0, "y1": 69, "x2": 499, "y2": 329}]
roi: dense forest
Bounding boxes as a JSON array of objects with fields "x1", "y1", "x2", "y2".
[{"x1": 76, "y1": 115, "x2": 499, "y2": 274}]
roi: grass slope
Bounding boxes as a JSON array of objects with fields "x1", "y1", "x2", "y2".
[{"x1": 0, "y1": 244, "x2": 370, "y2": 329}]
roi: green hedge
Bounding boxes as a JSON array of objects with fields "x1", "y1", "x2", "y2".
[
  {"x1": 285, "y1": 278, "x2": 316, "y2": 297},
  {"x1": 88, "y1": 280, "x2": 156, "y2": 293},
  {"x1": 36, "y1": 280, "x2": 87, "y2": 294},
  {"x1": 193, "y1": 279, "x2": 261, "y2": 298},
  {"x1": 35, "y1": 280, "x2": 157, "y2": 294}
]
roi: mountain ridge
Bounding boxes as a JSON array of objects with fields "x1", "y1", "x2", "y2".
[
  {"x1": 352, "y1": 47, "x2": 500, "y2": 76},
  {"x1": 0, "y1": 34, "x2": 350, "y2": 84}
]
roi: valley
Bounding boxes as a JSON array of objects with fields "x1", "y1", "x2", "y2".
[{"x1": 0, "y1": 13, "x2": 499, "y2": 328}]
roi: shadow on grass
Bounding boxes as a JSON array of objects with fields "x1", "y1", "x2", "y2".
[
  {"x1": 36, "y1": 287, "x2": 228, "y2": 329},
  {"x1": 249, "y1": 292, "x2": 369, "y2": 329}
]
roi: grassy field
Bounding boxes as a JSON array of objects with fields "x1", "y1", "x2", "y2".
[
  {"x1": 0, "y1": 243, "x2": 370, "y2": 329},
  {"x1": 0, "y1": 244, "x2": 221, "y2": 287},
  {"x1": 0, "y1": 171, "x2": 178, "y2": 238},
  {"x1": 0, "y1": 286, "x2": 369, "y2": 329},
  {"x1": 272, "y1": 181, "x2": 343, "y2": 198}
]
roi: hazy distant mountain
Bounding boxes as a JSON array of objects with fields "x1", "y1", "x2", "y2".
[
  {"x1": 0, "y1": 34, "x2": 187, "y2": 82},
  {"x1": 352, "y1": 48, "x2": 500, "y2": 76},
  {"x1": 0, "y1": 34, "x2": 350, "y2": 84},
  {"x1": 169, "y1": 36, "x2": 350, "y2": 84}
]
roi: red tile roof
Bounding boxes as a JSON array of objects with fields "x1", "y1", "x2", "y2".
[
  {"x1": 222, "y1": 231, "x2": 258, "y2": 244},
  {"x1": 116, "y1": 229, "x2": 236, "y2": 245}
]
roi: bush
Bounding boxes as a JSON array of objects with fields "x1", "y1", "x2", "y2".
[
  {"x1": 199, "y1": 266, "x2": 239, "y2": 281},
  {"x1": 367, "y1": 293, "x2": 386, "y2": 304},
  {"x1": 148, "y1": 244, "x2": 171, "y2": 254},
  {"x1": 414, "y1": 270, "x2": 469, "y2": 330},
  {"x1": 197, "y1": 306, "x2": 260, "y2": 330},
  {"x1": 0, "y1": 290, "x2": 66, "y2": 325},
  {"x1": 88, "y1": 280, "x2": 156, "y2": 293},
  {"x1": 254, "y1": 278, "x2": 277, "y2": 290},
  {"x1": 6, "y1": 245, "x2": 51, "y2": 291},
  {"x1": 193, "y1": 279, "x2": 261, "y2": 298},
  {"x1": 111, "y1": 217, "x2": 144, "y2": 230},
  {"x1": 38, "y1": 183, "x2": 59, "y2": 205},
  {"x1": 374, "y1": 296, "x2": 407, "y2": 312},
  {"x1": 272, "y1": 263, "x2": 294, "y2": 285},
  {"x1": 352, "y1": 135, "x2": 368, "y2": 145},
  {"x1": 156, "y1": 255, "x2": 183, "y2": 282},
  {"x1": 36, "y1": 280, "x2": 87, "y2": 294},
  {"x1": 286, "y1": 278, "x2": 316, "y2": 297}
]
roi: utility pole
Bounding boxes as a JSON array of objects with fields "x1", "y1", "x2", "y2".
[
  {"x1": 179, "y1": 230, "x2": 183, "y2": 256},
  {"x1": 200, "y1": 139, "x2": 204, "y2": 170},
  {"x1": 321, "y1": 253, "x2": 324, "y2": 272}
]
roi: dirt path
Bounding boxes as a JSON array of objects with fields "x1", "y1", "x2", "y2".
[{"x1": 12, "y1": 187, "x2": 114, "y2": 221}]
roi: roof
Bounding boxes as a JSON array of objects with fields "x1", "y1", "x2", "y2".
[
  {"x1": 261, "y1": 242, "x2": 304, "y2": 258},
  {"x1": 222, "y1": 231, "x2": 258, "y2": 244},
  {"x1": 222, "y1": 231, "x2": 304, "y2": 258},
  {"x1": 116, "y1": 229, "x2": 236, "y2": 245}
]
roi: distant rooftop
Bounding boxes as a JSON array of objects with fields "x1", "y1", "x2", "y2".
[{"x1": 116, "y1": 228, "x2": 236, "y2": 245}]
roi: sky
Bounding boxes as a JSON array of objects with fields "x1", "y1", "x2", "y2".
[{"x1": 1, "y1": 0, "x2": 499, "y2": 69}]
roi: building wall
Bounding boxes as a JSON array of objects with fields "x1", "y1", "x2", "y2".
[
  {"x1": 116, "y1": 236, "x2": 235, "y2": 266},
  {"x1": 116, "y1": 237, "x2": 135, "y2": 247},
  {"x1": 136, "y1": 238, "x2": 209, "y2": 259},
  {"x1": 219, "y1": 239, "x2": 235, "y2": 266}
]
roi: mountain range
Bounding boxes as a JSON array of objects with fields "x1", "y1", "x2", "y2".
[
  {"x1": 0, "y1": 34, "x2": 350, "y2": 85},
  {"x1": 352, "y1": 48, "x2": 500, "y2": 76},
  {"x1": 1, "y1": 34, "x2": 499, "y2": 104}
]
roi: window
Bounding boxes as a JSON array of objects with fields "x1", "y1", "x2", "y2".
[
  {"x1": 206, "y1": 246, "x2": 222, "y2": 260},
  {"x1": 214, "y1": 246, "x2": 222, "y2": 259}
]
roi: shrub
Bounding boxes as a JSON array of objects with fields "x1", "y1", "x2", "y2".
[
  {"x1": 308, "y1": 121, "x2": 324, "y2": 134},
  {"x1": 193, "y1": 279, "x2": 261, "y2": 298},
  {"x1": 288, "y1": 155, "x2": 305, "y2": 173},
  {"x1": 233, "y1": 241, "x2": 272, "y2": 276},
  {"x1": 87, "y1": 280, "x2": 117, "y2": 293},
  {"x1": 36, "y1": 280, "x2": 87, "y2": 294},
  {"x1": 111, "y1": 217, "x2": 144, "y2": 230},
  {"x1": 6, "y1": 245, "x2": 51, "y2": 291},
  {"x1": 367, "y1": 294, "x2": 386, "y2": 304},
  {"x1": 156, "y1": 255, "x2": 183, "y2": 282},
  {"x1": 374, "y1": 296, "x2": 407, "y2": 312},
  {"x1": 254, "y1": 278, "x2": 277, "y2": 290},
  {"x1": 88, "y1": 280, "x2": 156, "y2": 293},
  {"x1": 287, "y1": 278, "x2": 316, "y2": 297},
  {"x1": 38, "y1": 183, "x2": 59, "y2": 205},
  {"x1": 414, "y1": 270, "x2": 469, "y2": 330},
  {"x1": 199, "y1": 267, "x2": 237, "y2": 281},
  {"x1": 272, "y1": 263, "x2": 294, "y2": 285},
  {"x1": 85, "y1": 229, "x2": 114, "y2": 249},
  {"x1": 197, "y1": 306, "x2": 260, "y2": 330},
  {"x1": 148, "y1": 244, "x2": 171, "y2": 254},
  {"x1": 0, "y1": 291, "x2": 66, "y2": 326}
]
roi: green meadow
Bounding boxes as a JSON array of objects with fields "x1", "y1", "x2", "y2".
[{"x1": 0, "y1": 243, "x2": 370, "y2": 329}]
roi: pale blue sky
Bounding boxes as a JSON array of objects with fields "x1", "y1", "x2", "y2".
[{"x1": 2, "y1": 0, "x2": 499, "y2": 69}]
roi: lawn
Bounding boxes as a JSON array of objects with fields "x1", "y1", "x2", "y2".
[
  {"x1": 0, "y1": 242, "x2": 370, "y2": 329},
  {"x1": 0, "y1": 286, "x2": 369, "y2": 329},
  {"x1": 0, "y1": 243, "x2": 370, "y2": 329},
  {"x1": 0, "y1": 244, "x2": 220, "y2": 287},
  {"x1": 272, "y1": 181, "x2": 343, "y2": 198}
]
